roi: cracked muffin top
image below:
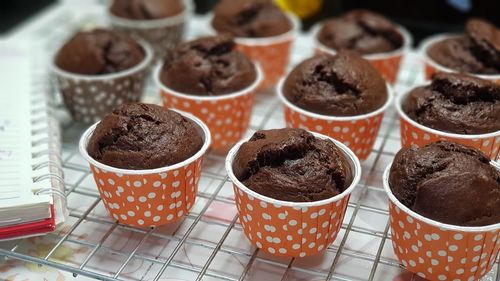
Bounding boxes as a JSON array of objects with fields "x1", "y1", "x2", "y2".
[
  {"x1": 402, "y1": 72, "x2": 500, "y2": 134},
  {"x1": 55, "y1": 29, "x2": 145, "y2": 75},
  {"x1": 110, "y1": 0, "x2": 184, "y2": 20},
  {"x1": 160, "y1": 35, "x2": 257, "y2": 96},
  {"x1": 427, "y1": 18, "x2": 500, "y2": 75},
  {"x1": 283, "y1": 51, "x2": 387, "y2": 116},
  {"x1": 211, "y1": 0, "x2": 292, "y2": 38},
  {"x1": 87, "y1": 103, "x2": 203, "y2": 169},
  {"x1": 232, "y1": 128, "x2": 353, "y2": 202},
  {"x1": 317, "y1": 9, "x2": 404, "y2": 55},
  {"x1": 389, "y1": 141, "x2": 500, "y2": 226}
]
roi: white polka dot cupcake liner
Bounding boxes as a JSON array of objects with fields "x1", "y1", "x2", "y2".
[
  {"x1": 107, "y1": 0, "x2": 193, "y2": 61},
  {"x1": 420, "y1": 34, "x2": 500, "y2": 84},
  {"x1": 207, "y1": 13, "x2": 299, "y2": 90},
  {"x1": 225, "y1": 131, "x2": 362, "y2": 257},
  {"x1": 78, "y1": 110, "x2": 211, "y2": 227},
  {"x1": 51, "y1": 40, "x2": 153, "y2": 124},
  {"x1": 277, "y1": 79, "x2": 394, "y2": 161},
  {"x1": 155, "y1": 63, "x2": 263, "y2": 153},
  {"x1": 382, "y1": 163, "x2": 500, "y2": 281},
  {"x1": 312, "y1": 23, "x2": 413, "y2": 85},
  {"x1": 396, "y1": 89, "x2": 500, "y2": 160}
]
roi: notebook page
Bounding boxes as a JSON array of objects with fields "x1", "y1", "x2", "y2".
[{"x1": 0, "y1": 41, "x2": 51, "y2": 210}]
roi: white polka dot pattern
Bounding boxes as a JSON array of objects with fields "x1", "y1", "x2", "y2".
[
  {"x1": 284, "y1": 106, "x2": 384, "y2": 160},
  {"x1": 233, "y1": 183, "x2": 351, "y2": 257},
  {"x1": 90, "y1": 155, "x2": 203, "y2": 227},
  {"x1": 388, "y1": 201, "x2": 500, "y2": 281},
  {"x1": 236, "y1": 39, "x2": 293, "y2": 90},
  {"x1": 399, "y1": 117, "x2": 500, "y2": 160},
  {"x1": 55, "y1": 71, "x2": 147, "y2": 123},
  {"x1": 161, "y1": 88, "x2": 256, "y2": 153}
]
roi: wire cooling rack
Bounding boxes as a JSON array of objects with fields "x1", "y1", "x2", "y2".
[{"x1": 0, "y1": 2, "x2": 498, "y2": 281}]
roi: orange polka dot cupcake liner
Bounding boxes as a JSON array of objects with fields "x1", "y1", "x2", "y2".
[
  {"x1": 420, "y1": 34, "x2": 500, "y2": 84},
  {"x1": 232, "y1": 14, "x2": 299, "y2": 90},
  {"x1": 396, "y1": 91, "x2": 500, "y2": 160},
  {"x1": 155, "y1": 65, "x2": 262, "y2": 154},
  {"x1": 277, "y1": 79, "x2": 394, "y2": 161},
  {"x1": 79, "y1": 111, "x2": 211, "y2": 227},
  {"x1": 382, "y1": 164, "x2": 500, "y2": 281},
  {"x1": 313, "y1": 24, "x2": 412, "y2": 85},
  {"x1": 225, "y1": 132, "x2": 362, "y2": 257}
]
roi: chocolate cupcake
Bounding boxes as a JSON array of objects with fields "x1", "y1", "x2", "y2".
[
  {"x1": 87, "y1": 103, "x2": 203, "y2": 169},
  {"x1": 55, "y1": 29, "x2": 145, "y2": 75},
  {"x1": 211, "y1": 0, "x2": 292, "y2": 38},
  {"x1": 159, "y1": 34, "x2": 257, "y2": 96},
  {"x1": 210, "y1": 0, "x2": 297, "y2": 89},
  {"x1": 232, "y1": 128, "x2": 353, "y2": 202},
  {"x1": 110, "y1": 0, "x2": 184, "y2": 19},
  {"x1": 283, "y1": 51, "x2": 388, "y2": 116},
  {"x1": 402, "y1": 72, "x2": 500, "y2": 135},
  {"x1": 389, "y1": 141, "x2": 500, "y2": 226},
  {"x1": 226, "y1": 128, "x2": 361, "y2": 257},
  {"x1": 80, "y1": 102, "x2": 211, "y2": 227},
  {"x1": 52, "y1": 29, "x2": 152, "y2": 123},
  {"x1": 317, "y1": 9, "x2": 404, "y2": 55},
  {"x1": 426, "y1": 19, "x2": 500, "y2": 75},
  {"x1": 278, "y1": 51, "x2": 392, "y2": 160},
  {"x1": 108, "y1": 0, "x2": 190, "y2": 60},
  {"x1": 156, "y1": 35, "x2": 261, "y2": 152},
  {"x1": 314, "y1": 10, "x2": 411, "y2": 84}
]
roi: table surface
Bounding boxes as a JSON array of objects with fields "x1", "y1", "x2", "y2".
[{"x1": 0, "y1": 1, "x2": 498, "y2": 281}]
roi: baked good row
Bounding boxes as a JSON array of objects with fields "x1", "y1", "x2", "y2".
[{"x1": 50, "y1": 1, "x2": 499, "y2": 279}]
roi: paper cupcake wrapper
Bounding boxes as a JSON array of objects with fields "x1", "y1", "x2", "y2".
[
  {"x1": 383, "y1": 165, "x2": 500, "y2": 281},
  {"x1": 278, "y1": 79, "x2": 393, "y2": 161},
  {"x1": 79, "y1": 110, "x2": 211, "y2": 227},
  {"x1": 108, "y1": 0, "x2": 192, "y2": 60},
  {"x1": 396, "y1": 91, "x2": 500, "y2": 160},
  {"x1": 313, "y1": 25, "x2": 412, "y2": 85},
  {"x1": 155, "y1": 64, "x2": 262, "y2": 153},
  {"x1": 232, "y1": 14, "x2": 298, "y2": 90},
  {"x1": 51, "y1": 41, "x2": 153, "y2": 124},
  {"x1": 420, "y1": 33, "x2": 500, "y2": 84},
  {"x1": 226, "y1": 132, "x2": 362, "y2": 257}
]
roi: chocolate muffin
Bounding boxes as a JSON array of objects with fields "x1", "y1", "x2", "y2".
[
  {"x1": 283, "y1": 51, "x2": 388, "y2": 116},
  {"x1": 55, "y1": 29, "x2": 145, "y2": 75},
  {"x1": 160, "y1": 35, "x2": 257, "y2": 96},
  {"x1": 87, "y1": 103, "x2": 203, "y2": 169},
  {"x1": 427, "y1": 19, "x2": 500, "y2": 74},
  {"x1": 110, "y1": 0, "x2": 184, "y2": 20},
  {"x1": 232, "y1": 128, "x2": 353, "y2": 202},
  {"x1": 317, "y1": 9, "x2": 404, "y2": 55},
  {"x1": 402, "y1": 72, "x2": 500, "y2": 134},
  {"x1": 389, "y1": 141, "x2": 500, "y2": 226},
  {"x1": 212, "y1": 0, "x2": 292, "y2": 38}
]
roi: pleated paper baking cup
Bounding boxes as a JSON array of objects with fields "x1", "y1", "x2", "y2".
[
  {"x1": 277, "y1": 79, "x2": 393, "y2": 161},
  {"x1": 51, "y1": 40, "x2": 153, "y2": 124},
  {"x1": 312, "y1": 24, "x2": 412, "y2": 85},
  {"x1": 79, "y1": 110, "x2": 211, "y2": 227},
  {"x1": 212, "y1": 14, "x2": 299, "y2": 90},
  {"x1": 225, "y1": 132, "x2": 361, "y2": 257},
  {"x1": 420, "y1": 33, "x2": 500, "y2": 84},
  {"x1": 396, "y1": 90, "x2": 500, "y2": 160},
  {"x1": 107, "y1": 0, "x2": 193, "y2": 60},
  {"x1": 383, "y1": 164, "x2": 500, "y2": 281},
  {"x1": 155, "y1": 64, "x2": 262, "y2": 154}
]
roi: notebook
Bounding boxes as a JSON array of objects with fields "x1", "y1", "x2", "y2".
[{"x1": 0, "y1": 40, "x2": 67, "y2": 240}]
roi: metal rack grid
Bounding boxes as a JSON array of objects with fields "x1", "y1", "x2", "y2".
[{"x1": 0, "y1": 4, "x2": 499, "y2": 281}]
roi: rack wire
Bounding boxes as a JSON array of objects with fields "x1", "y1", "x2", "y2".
[{"x1": 0, "y1": 3, "x2": 498, "y2": 281}]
